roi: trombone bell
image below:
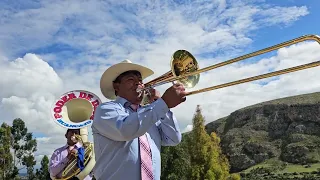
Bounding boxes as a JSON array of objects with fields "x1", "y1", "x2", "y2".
[
  {"x1": 171, "y1": 50, "x2": 200, "y2": 88},
  {"x1": 138, "y1": 50, "x2": 200, "y2": 95}
]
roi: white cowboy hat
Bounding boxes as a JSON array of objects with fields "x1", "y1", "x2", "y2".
[{"x1": 100, "y1": 59, "x2": 154, "y2": 100}]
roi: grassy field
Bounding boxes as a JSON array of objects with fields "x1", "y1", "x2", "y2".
[
  {"x1": 279, "y1": 163, "x2": 320, "y2": 174},
  {"x1": 244, "y1": 158, "x2": 320, "y2": 173},
  {"x1": 242, "y1": 158, "x2": 320, "y2": 179}
]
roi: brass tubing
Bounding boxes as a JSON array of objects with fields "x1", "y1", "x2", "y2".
[
  {"x1": 186, "y1": 60, "x2": 320, "y2": 96},
  {"x1": 153, "y1": 34, "x2": 320, "y2": 86}
]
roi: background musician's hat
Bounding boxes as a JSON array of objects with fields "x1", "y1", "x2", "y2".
[{"x1": 100, "y1": 59, "x2": 154, "y2": 100}]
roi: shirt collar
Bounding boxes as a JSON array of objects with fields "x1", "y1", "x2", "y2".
[
  {"x1": 74, "y1": 142, "x2": 82, "y2": 148},
  {"x1": 63, "y1": 142, "x2": 82, "y2": 149},
  {"x1": 115, "y1": 96, "x2": 141, "y2": 110},
  {"x1": 115, "y1": 96, "x2": 129, "y2": 107}
]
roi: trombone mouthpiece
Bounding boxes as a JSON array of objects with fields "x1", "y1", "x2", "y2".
[
  {"x1": 136, "y1": 88, "x2": 142, "y2": 93},
  {"x1": 136, "y1": 87, "x2": 144, "y2": 98}
]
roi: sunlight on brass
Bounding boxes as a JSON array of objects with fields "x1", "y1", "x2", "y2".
[
  {"x1": 139, "y1": 34, "x2": 320, "y2": 96},
  {"x1": 140, "y1": 50, "x2": 199, "y2": 91}
]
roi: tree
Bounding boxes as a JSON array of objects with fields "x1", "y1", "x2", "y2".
[
  {"x1": 11, "y1": 118, "x2": 28, "y2": 166},
  {"x1": 161, "y1": 133, "x2": 191, "y2": 180},
  {"x1": 0, "y1": 123, "x2": 17, "y2": 180},
  {"x1": 36, "y1": 155, "x2": 50, "y2": 180},
  {"x1": 11, "y1": 118, "x2": 37, "y2": 179},
  {"x1": 228, "y1": 173, "x2": 241, "y2": 180},
  {"x1": 23, "y1": 154, "x2": 36, "y2": 179},
  {"x1": 187, "y1": 105, "x2": 231, "y2": 180},
  {"x1": 0, "y1": 118, "x2": 37, "y2": 179}
]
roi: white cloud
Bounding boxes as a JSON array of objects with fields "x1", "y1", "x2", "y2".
[
  {"x1": 0, "y1": 54, "x2": 60, "y2": 171},
  {"x1": 183, "y1": 125, "x2": 193, "y2": 133},
  {"x1": 0, "y1": 0, "x2": 318, "y2": 173},
  {"x1": 257, "y1": 6, "x2": 309, "y2": 26},
  {"x1": 0, "y1": 53, "x2": 63, "y2": 98},
  {"x1": 0, "y1": 54, "x2": 101, "y2": 173}
]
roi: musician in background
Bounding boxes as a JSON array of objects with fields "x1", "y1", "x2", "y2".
[
  {"x1": 92, "y1": 60, "x2": 187, "y2": 180},
  {"x1": 49, "y1": 129, "x2": 93, "y2": 180}
]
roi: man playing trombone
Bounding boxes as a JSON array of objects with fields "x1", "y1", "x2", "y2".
[{"x1": 92, "y1": 60, "x2": 186, "y2": 180}]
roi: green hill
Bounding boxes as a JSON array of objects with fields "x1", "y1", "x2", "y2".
[{"x1": 205, "y1": 91, "x2": 320, "y2": 179}]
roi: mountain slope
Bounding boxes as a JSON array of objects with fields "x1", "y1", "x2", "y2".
[{"x1": 205, "y1": 91, "x2": 320, "y2": 172}]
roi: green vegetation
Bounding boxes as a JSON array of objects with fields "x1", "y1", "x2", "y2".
[
  {"x1": 187, "y1": 105, "x2": 230, "y2": 180},
  {"x1": 240, "y1": 159, "x2": 320, "y2": 179},
  {"x1": 0, "y1": 118, "x2": 48, "y2": 180},
  {"x1": 161, "y1": 105, "x2": 240, "y2": 180}
]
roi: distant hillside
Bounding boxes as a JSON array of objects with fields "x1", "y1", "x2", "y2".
[
  {"x1": 205, "y1": 91, "x2": 320, "y2": 177},
  {"x1": 240, "y1": 92, "x2": 320, "y2": 110}
]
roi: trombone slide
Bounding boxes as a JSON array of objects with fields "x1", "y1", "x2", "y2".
[{"x1": 141, "y1": 34, "x2": 320, "y2": 96}]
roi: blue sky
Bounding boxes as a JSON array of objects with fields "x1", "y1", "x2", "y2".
[
  {"x1": 250, "y1": 0, "x2": 320, "y2": 49},
  {"x1": 1, "y1": 0, "x2": 320, "y2": 173},
  {"x1": 2, "y1": 0, "x2": 319, "y2": 69}
]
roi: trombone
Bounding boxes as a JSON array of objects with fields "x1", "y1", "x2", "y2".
[{"x1": 137, "y1": 34, "x2": 320, "y2": 97}]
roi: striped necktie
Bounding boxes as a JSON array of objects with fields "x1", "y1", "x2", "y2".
[{"x1": 129, "y1": 104, "x2": 154, "y2": 180}]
